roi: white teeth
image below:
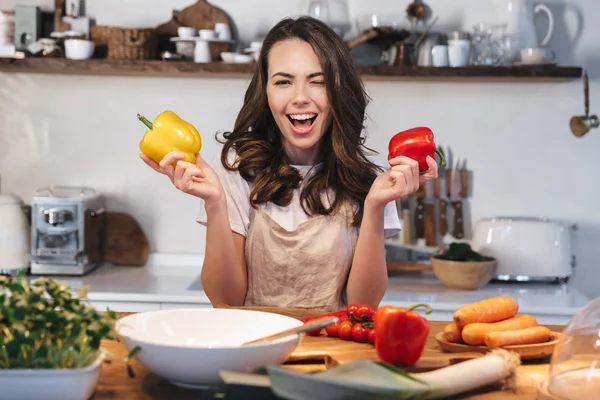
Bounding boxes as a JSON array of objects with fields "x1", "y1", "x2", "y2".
[{"x1": 289, "y1": 113, "x2": 317, "y2": 120}]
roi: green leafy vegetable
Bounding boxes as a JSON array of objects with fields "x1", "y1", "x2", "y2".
[
  {"x1": 436, "y1": 243, "x2": 492, "y2": 262},
  {"x1": 0, "y1": 270, "x2": 138, "y2": 374}
]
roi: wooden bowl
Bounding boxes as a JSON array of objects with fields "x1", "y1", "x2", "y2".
[{"x1": 430, "y1": 256, "x2": 497, "y2": 290}]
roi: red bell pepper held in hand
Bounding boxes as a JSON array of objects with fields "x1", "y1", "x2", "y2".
[
  {"x1": 388, "y1": 127, "x2": 447, "y2": 172},
  {"x1": 374, "y1": 303, "x2": 432, "y2": 366}
]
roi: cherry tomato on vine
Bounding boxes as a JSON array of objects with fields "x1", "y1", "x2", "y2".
[
  {"x1": 338, "y1": 320, "x2": 354, "y2": 340},
  {"x1": 352, "y1": 323, "x2": 369, "y2": 343}
]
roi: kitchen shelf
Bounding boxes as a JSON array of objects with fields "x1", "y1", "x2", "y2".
[{"x1": 0, "y1": 57, "x2": 583, "y2": 81}]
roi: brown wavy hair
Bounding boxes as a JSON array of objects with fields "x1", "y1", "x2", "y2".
[{"x1": 217, "y1": 16, "x2": 382, "y2": 227}]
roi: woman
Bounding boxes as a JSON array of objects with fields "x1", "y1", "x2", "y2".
[{"x1": 141, "y1": 16, "x2": 438, "y2": 311}]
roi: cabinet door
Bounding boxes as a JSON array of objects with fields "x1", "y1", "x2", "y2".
[
  {"x1": 160, "y1": 302, "x2": 213, "y2": 310},
  {"x1": 90, "y1": 301, "x2": 161, "y2": 313}
]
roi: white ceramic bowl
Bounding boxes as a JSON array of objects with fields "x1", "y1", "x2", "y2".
[
  {"x1": 0, "y1": 351, "x2": 104, "y2": 400},
  {"x1": 115, "y1": 308, "x2": 303, "y2": 389},
  {"x1": 64, "y1": 39, "x2": 95, "y2": 60}
]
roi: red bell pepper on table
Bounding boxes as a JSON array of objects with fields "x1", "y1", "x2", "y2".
[
  {"x1": 373, "y1": 303, "x2": 432, "y2": 367},
  {"x1": 388, "y1": 127, "x2": 446, "y2": 172}
]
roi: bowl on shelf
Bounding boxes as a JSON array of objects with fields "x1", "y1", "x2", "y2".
[
  {"x1": 115, "y1": 308, "x2": 303, "y2": 389},
  {"x1": 430, "y1": 255, "x2": 498, "y2": 290}
]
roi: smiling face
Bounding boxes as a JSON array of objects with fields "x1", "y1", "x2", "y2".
[{"x1": 266, "y1": 39, "x2": 331, "y2": 165}]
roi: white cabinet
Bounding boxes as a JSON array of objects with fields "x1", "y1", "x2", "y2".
[
  {"x1": 89, "y1": 301, "x2": 161, "y2": 312},
  {"x1": 160, "y1": 302, "x2": 213, "y2": 310}
]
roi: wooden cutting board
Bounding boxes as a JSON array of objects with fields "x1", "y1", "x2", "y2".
[
  {"x1": 103, "y1": 212, "x2": 149, "y2": 266},
  {"x1": 155, "y1": 0, "x2": 233, "y2": 59}
]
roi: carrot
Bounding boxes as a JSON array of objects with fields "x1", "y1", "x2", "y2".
[
  {"x1": 485, "y1": 325, "x2": 552, "y2": 348},
  {"x1": 443, "y1": 322, "x2": 462, "y2": 343},
  {"x1": 461, "y1": 314, "x2": 538, "y2": 345},
  {"x1": 453, "y1": 296, "x2": 519, "y2": 328}
]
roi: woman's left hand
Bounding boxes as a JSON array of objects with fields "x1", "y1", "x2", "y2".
[{"x1": 366, "y1": 156, "x2": 438, "y2": 209}]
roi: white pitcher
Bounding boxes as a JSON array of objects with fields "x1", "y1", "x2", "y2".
[{"x1": 493, "y1": 0, "x2": 555, "y2": 62}]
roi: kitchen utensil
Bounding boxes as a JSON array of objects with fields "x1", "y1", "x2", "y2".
[
  {"x1": 570, "y1": 71, "x2": 599, "y2": 137},
  {"x1": 0, "y1": 193, "x2": 30, "y2": 276},
  {"x1": 430, "y1": 255, "x2": 497, "y2": 290},
  {"x1": 406, "y1": 0, "x2": 426, "y2": 22},
  {"x1": 413, "y1": 15, "x2": 438, "y2": 49},
  {"x1": 435, "y1": 331, "x2": 560, "y2": 360},
  {"x1": 243, "y1": 316, "x2": 338, "y2": 346},
  {"x1": 438, "y1": 147, "x2": 452, "y2": 243},
  {"x1": 103, "y1": 212, "x2": 149, "y2": 266},
  {"x1": 449, "y1": 159, "x2": 464, "y2": 239},
  {"x1": 424, "y1": 181, "x2": 436, "y2": 246},
  {"x1": 538, "y1": 297, "x2": 600, "y2": 399},
  {"x1": 115, "y1": 308, "x2": 303, "y2": 388},
  {"x1": 471, "y1": 217, "x2": 575, "y2": 282},
  {"x1": 493, "y1": 0, "x2": 554, "y2": 62},
  {"x1": 414, "y1": 192, "x2": 425, "y2": 245},
  {"x1": 460, "y1": 159, "x2": 469, "y2": 198}
]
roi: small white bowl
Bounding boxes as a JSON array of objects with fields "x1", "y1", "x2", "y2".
[
  {"x1": 0, "y1": 351, "x2": 104, "y2": 400},
  {"x1": 220, "y1": 52, "x2": 237, "y2": 63},
  {"x1": 64, "y1": 39, "x2": 95, "y2": 60},
  {"x1": 115, "y1": 308, "x2": 303, "y2": 389}
]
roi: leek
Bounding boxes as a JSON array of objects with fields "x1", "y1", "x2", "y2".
[{"x1": 265, "y1": 349, "x2": 520, "y2": 400}]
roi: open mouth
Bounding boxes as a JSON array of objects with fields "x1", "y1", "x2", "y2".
[{"x1": 287, "y1": 113, "x2": 318, "y2": 133}]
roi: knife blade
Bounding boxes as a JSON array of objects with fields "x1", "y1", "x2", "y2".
[
  {"x1": 450, "y1": 158, "x2": 464, "y2": 239},
  {"x1": 414, "y1": 193, "x2": 425, "y2": 245},
  {"x1": 424, "y1": 180, "x2": 436, "y2": 246},
  {"x1": 438, "y1": 147, "x2": 449, "y2": 240}
]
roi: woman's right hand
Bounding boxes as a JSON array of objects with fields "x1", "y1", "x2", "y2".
[{"x1": 140, "y1": 151, "x2": 224, "y2": 205}]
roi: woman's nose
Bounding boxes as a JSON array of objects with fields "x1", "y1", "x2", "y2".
[{"x1": 292, "y1": 84, "x2": 310, "y2": 106}]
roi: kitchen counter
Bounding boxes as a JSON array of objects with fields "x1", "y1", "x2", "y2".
[
  {"x1": 45, "y1": 253, "x2": 590, "y2": 325},
  {"x1": 94, "y1": 310, "x2": 562, "y2": 400}
]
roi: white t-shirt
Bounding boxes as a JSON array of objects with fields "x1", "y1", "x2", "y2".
[{"x1": 196, "y1": 147, "x2": 402, "y2": 238}]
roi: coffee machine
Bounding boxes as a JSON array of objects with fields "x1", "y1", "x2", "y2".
[{"x1": 30, "y1": 186, "x2": 105, "y2": 276}]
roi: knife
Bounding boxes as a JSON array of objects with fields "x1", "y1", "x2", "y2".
[
  {"x1": 424, "y1": 180, "x2": 436, "y2": 246},
  {"x1": 437, "y1": 147, "x2": 449, "y2": 241},
  {"x1": 460, "y1": 159, "x2": 469, "y2": 198},
  {"x1": 450, "y1": 158, "x2": 464, "y2": 239},
  {"x1": 414, "y1": 187, "x2": 425, "y2": 246}
]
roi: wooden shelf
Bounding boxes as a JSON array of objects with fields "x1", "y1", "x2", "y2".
[{"x1": 0, "y1": 57, "x2": 583, "y2": 81}]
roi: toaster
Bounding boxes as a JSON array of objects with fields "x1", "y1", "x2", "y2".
[{"x1": 471, "y1": 217, "x2": 575, "y2": 283}]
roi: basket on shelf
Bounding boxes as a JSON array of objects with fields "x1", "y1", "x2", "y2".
[{"x1": 90, "y1": 26, "x2": 158, "y2": 60}]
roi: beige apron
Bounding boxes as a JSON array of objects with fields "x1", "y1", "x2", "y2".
[{"x1": 244, "y1": 202, "x2": 358, "y2": 312}]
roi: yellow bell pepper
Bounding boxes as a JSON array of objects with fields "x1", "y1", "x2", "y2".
[{"x1": 137, "y1": 110, "x2": 202, "y2": 165}]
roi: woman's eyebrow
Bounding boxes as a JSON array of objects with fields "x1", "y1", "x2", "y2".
[{"x1": 270, "y1": 72, "x2": 324, "y2": 79}]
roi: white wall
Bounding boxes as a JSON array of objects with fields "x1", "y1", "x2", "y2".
[{"x1": 1, "y1": 0, "x2": 599, "y2": 299}]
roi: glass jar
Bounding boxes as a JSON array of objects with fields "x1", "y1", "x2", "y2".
[{"x1": 538, "y1": 296, "x2": 600, "y2": 399}]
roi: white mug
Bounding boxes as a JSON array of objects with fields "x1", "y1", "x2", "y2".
[
  {"x1": 447, "y1": 39, "x2": 471, "y2": 67},
  {"x1": 177, "y1": 26, "x2": 196, "y2": 38},
  {"x1": 214, "y1": 23, "x2": 231, "y2": 40},
  {"x1": 194, "y1": 41, "x2": 211, "y2": 63},
  {"x1": 198, "y1": 29, "x2": 216, "y2": 40},
  {"x1": 431, "y1": 45, "x2": 449, "y2": 67}
]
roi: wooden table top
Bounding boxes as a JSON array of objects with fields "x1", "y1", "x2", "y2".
[{"x1": 94, "y1": 307, "x2": 562, "y2": 400}]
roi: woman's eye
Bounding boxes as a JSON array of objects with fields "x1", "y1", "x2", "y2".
[
  {"x1": 275, "y1": 80, "x2": 291, "y2": 85},
  {"x1": 312, "y1": 81, "x2": 326, "y2": 85}
]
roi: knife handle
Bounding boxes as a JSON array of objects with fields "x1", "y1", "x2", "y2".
[
  {"x1": 424, "y1": 203, "x2": 436, "y2": 246},
  {"x1": 460, "y1": 169, "x2": 469, "y2": 198},
  {"x1": 434, "y1": 176, "x2": 441, "y2": 198},
  {"x1": 446, "y1": 170, "x2": 452, "y2": 198},
  {"x1": 415, "y1": 197, "x2": 425, "y2": 239},
  {"x1": 452, "y1": 201, "x2": 464, "y2": 239},
  {"x1": 439, "y1": 199, "x2": 448, "y2": 236}
]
